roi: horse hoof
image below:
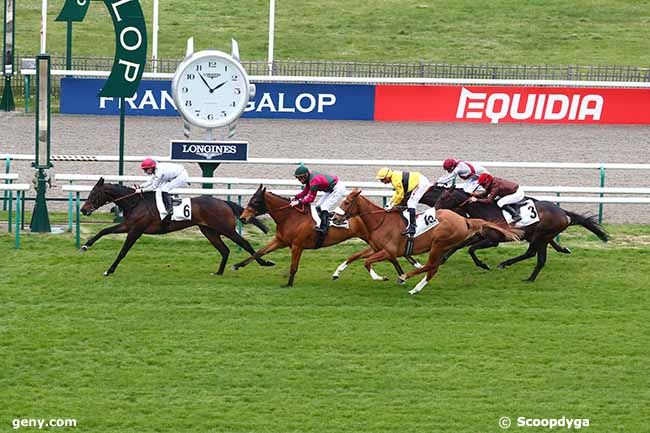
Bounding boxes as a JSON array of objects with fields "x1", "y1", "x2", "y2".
[
  {"x1": 261, "y1": 260, "x2": 275, "y2": 267},
  {"x1": 559, "y1": 248, "x2": 571, "y2": 254},
  {"x1": 524, "y1": 277, "x2": 536, "y2": 283},
  {"x1": 103, "y1": 271, "x2": 110, "y2": 277},
  {"x1": 382, "y1": 277, "x2": 389, "y2": 281},
  {"x1": 79, "y1": 245, "x2": 88, "y2": 253},
  {"x1": 396, "y1": 277, "x2": 406, "y2": 285},
  {"x1": 231, "y1": 265, "x2": 240, "y2": 271},
  {"x1": 497, "y1": 263, "x2": 507, "y2": 270},
  {"x1": 413, "y1": 262, "x2": 424, "y2": 269},
  {"x1": 332, "y1": 275, "x2": 339, "y2": 280},
  {"x1": 210, "y1": 272, "x2": 223, "y2": 276},
  {"x1": 408, "y1": 288, "x2": 420, "y2": 295},
  {"x1": 478, "y1": 263, "x2": 490, "y2": 271}
]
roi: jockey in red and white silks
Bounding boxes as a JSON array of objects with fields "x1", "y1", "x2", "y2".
[{"x1": 437, "y1": 159, "x2": 489, "y2": 193}]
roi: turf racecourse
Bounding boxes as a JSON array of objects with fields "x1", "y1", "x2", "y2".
[{"x1": 1, "y1": 222, "x2": 649, "y2": 433}]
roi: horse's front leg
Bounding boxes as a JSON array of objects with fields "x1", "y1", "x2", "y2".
[
  {"x1": 232, "y1": 237, "x2": 285, "y2": 270},
  {"x1": 284, "y1": 245, "x2": 305, "y2": 287},
  {"x1": 332, "y1": 247, "x2": 374, "y2": 280},
  {"x1": 103, "y1": 228, "x2": 144, "y2": 276},
  {"x1": 81, "y1": 223, "x2": 129, "y2": 252}
]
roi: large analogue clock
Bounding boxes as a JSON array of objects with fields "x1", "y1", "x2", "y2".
[{"x1": 171, "y1": 50, "x2": 252, "y2": 129}]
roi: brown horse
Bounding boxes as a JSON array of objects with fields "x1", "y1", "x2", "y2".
[
  {"x1": 433, "y1": 186, "x2": 609, "y2": 281},
  {"x1": 232, "y1": 185, "x2": 411, "y2": 286},
  {"x1": 80, "y1": 178, "x2": 274, "y2": 276},
  {"x1": 332, "y1": 189, "x2": 522, "y2": 295}
]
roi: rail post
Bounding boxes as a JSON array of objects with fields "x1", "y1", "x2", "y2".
[
  {"x1": 15, "y1": 190, "x2": 22, "y2": 249},
  {"x1": 75, "y1": 191, "x2": 81, "y2": 249},
  {"x1": 2, "y1": 156, "x2": 9, "y2": 210},
  {"x1": 7, "y1": 188, "x2": 12, "y2": 232},
  {"x1": 67, "y1": 180, "x2": 73, "y2": 232},
  {"x1": 598, "y1": 165, "x2": 606, "y2": 224}
]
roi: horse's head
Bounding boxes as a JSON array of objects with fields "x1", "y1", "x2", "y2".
[
  {"x1": 241, "y1": 184, "x2": 268, "y2": 222},
  {"x1": 434, "y1": 187, "x2": 467, "y2": 211},
  {"x1": 332, "y1": 189, "x2": 363, "y2": 225},
  {"x1": 81, "y1": 177, "x2": 109, "y2": 216}
]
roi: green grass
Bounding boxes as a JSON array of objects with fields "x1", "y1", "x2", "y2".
[
  {"x1": 1, "y1": 223, "x2": 649, "y2": 433},
  {"x1": 11, "y1": 0, "x2": 650, "y2": 65}
]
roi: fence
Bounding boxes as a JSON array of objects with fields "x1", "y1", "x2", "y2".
[{"x1": 7, "y1": 54, "x2": 650, "y2": 101}]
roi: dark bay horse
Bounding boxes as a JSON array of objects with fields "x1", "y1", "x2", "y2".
[
  {"x1": 80, "y1": 178, "x2": 274, "y2": 276},
  {"x1": 232, "y1": 185, "x2": 411, "y2": 287},
  {"x1": 432, "y1": 186, "x2": 609, "y2": 281},
  {"x1": 333, "y1": 190, "x2": 522, "y2": 295}
]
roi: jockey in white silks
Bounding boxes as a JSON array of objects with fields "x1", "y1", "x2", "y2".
[
  {"x1": 437, "y1": 158, "x2": 489, "y2": 193},
  {"x1": 136, "y1": 159, "x2": 189, "y2": 219}
]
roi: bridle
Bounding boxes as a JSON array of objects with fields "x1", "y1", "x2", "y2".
[{"x1": 338, "y1": 195, "x2": 389, "y2": 232}]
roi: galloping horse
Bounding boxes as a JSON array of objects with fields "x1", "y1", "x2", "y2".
[
  {"x1": 433, "y1": 186, "x2": 609, "y2": 281},
  {"x1": 80, "y1": 178, "x2": 274, "y2": 276},
  {"x1": 333, "y1": 190, "x2": 521, "y2": 295},
  {"x1": 232, "y1": 185, "x2": 411, "y2": 286}
]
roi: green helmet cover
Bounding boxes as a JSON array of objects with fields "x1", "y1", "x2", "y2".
[{"x1": 294, "y1": 165, "x2": 309, "y2": 176}]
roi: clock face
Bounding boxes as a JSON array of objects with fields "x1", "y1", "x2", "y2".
[{"x1": 172, "y1": 50, "x2": 250, "y2": 129}]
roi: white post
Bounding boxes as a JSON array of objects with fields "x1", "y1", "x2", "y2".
[
  {"x1": 40, "y1": 0, "x2": 47, "y2": 53},
  {"x1": 152, "y1": 0, "x2": 159, "y2": 73},
  {"x1": 267, "y1": 0, "x2": 275, "y2": 76}
]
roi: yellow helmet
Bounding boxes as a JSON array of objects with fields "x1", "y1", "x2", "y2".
[{"x1": 376, "y1": 167, "x2": 392, "y2": 180}]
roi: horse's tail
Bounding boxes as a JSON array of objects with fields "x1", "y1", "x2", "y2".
[
  {"x1": 563, "y1": 210, "x2": 609, "y2": 242},
  {"x1": 465, "y1": 218, "x2": 523, "y2": 242},
  {"x1": 224, "y1": 200, "x2": 269, "y2": 234}
]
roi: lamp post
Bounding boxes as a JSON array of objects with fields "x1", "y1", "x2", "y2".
[
  {"x1": 30, "y1": 54, "x2": 52, "y2": 232},
  {"x1": 1, "y1": 0, "x2": 16, "y2": 111}
]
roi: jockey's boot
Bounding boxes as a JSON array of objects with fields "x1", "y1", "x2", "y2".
[
  {"x1": 162, "y1": 192, "x2": 174, "y2": 217},
  {"x1": 315, "y1": 210, "x2": 330, "y2": 234},
  {"x1": 402, "y1": 208, "x2": 416, "y2": 237},
  {"x1": 503, "y1": 204, "x2": 521, "y2": 223}
]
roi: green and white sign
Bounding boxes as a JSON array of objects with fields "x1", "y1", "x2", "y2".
[
  {"x1": 55, "y1": 0, "x2": 91, "y2": 22},
  {"x1": 100, "y1": 0, "x2": 148, "y2": 97},
  {"x1": 54, "y1": 0, "x2": 147, "y2": 98}
]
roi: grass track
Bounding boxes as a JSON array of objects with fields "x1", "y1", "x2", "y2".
[{"x1": 1, "y1": 222, "x2": 649, "y2": 432}]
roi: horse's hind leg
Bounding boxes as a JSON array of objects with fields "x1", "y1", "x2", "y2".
[
  {"x1": 226, "y1": 229, "x2": 275, "y2": 267},
  {"x1": 81, "y1": 223, "x2": 128, "y2": 251},
  {"x1": 104, "y1": 228, "x2": 143, "y2": 276},
  {"x1": 200, "y1": 226, "x2": 230, "y2": 275},
  {"x1": 232, "y1": 238, "x2": 284, "y2": 270},
  {"x1": 284, "y1": 245, "x2": 304, "y2": 287}
]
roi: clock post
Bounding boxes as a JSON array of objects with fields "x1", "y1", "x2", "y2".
[{"x1": 171, "y1": 38, "x2": 255, "y2": 187}]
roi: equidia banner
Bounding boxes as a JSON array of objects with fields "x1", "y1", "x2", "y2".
[
  {"x1": 60, "y1": 78, "x2": 375, "y2": 120},
  {"x1": 374, "y1": 85, "x2": 650, "y2": 124}
]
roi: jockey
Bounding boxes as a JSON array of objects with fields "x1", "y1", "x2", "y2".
[
  {"x1": 437, "y1": 158, "x2": 489, "y2": 193},
  {"x1": 290, "y1": 164, "x2": 347, "y2": 233},
  {"x1": 376, "y1": 167, "x2": 432, "y2": 237},
  {"x1": 470, "y1": 173, "x2": 525, "y2": 223},
  {"x1": 136, "y1": 158, "x2": 189, "y2": 219}
]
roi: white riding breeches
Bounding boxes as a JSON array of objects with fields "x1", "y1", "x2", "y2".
[
  {"x1": 317, "y1": 182, "x2": 347, "y2": 212},
  {"x1": 407, "y1": 175, "x2": 432, "y2": 209},
  {"x1": 159, "y1": 170, "x2": 190, "y2": 193},
  {"x1": 497, "y1": 187, "x2": 525, "y2": 207},
  {"x1": 462, "y1": 178, "x2": 485, "y2": 194}
]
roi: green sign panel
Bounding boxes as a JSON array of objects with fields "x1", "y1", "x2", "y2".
[
  {"x1": 55, "y1": 0, "x2": 147, "y2": 98},
  {"x1": 99, "y1": 0, "x2": 148, "y2": 97},
  {"x1": 55, "y1": 0, "x2": 91, "y2": 22}
]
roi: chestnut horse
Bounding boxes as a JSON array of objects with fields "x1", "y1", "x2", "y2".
[
  {"x1": 80, "y1": 178, "x2": 274, "y2": 276},
  {"x1": 332, "y1": 190, "x2": 522, "y2": 295},
  {"x1": 232, "y1": 185, "x2": 411, "y2": 286}
]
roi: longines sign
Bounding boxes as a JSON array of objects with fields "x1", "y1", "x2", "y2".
[{"x1": 170, "y1": 140, "x2": 248, "y2": 162}]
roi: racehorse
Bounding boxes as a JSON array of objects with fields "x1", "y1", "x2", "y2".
[
  {"x1": 232, "y1": 185, "x2": 413, "y2": 286},
  {"x1": 332, "y1": 189, "x2": 522, "y2": 295},
  {"x1": 80, "y1": 178, "x2": 274, "y2": 276},
  {"x1": 432, "y1": 186, "x2": 609, "y2": 281}
]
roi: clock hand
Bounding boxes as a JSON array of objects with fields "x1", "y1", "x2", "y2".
[
  {"x1": 198, "y1": 72, "x2": 212, "y2": 90},
  {"x1": 212, "y1": 81, "x2": 229, "y2": 92}
]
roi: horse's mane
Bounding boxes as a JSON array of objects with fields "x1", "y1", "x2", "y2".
[
  {"x1": 266, "y1": 191, "x2": 290, "y2": 202},
  {"x1": 104, "y1": 182, "x2": 135, "y2": 195}
]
